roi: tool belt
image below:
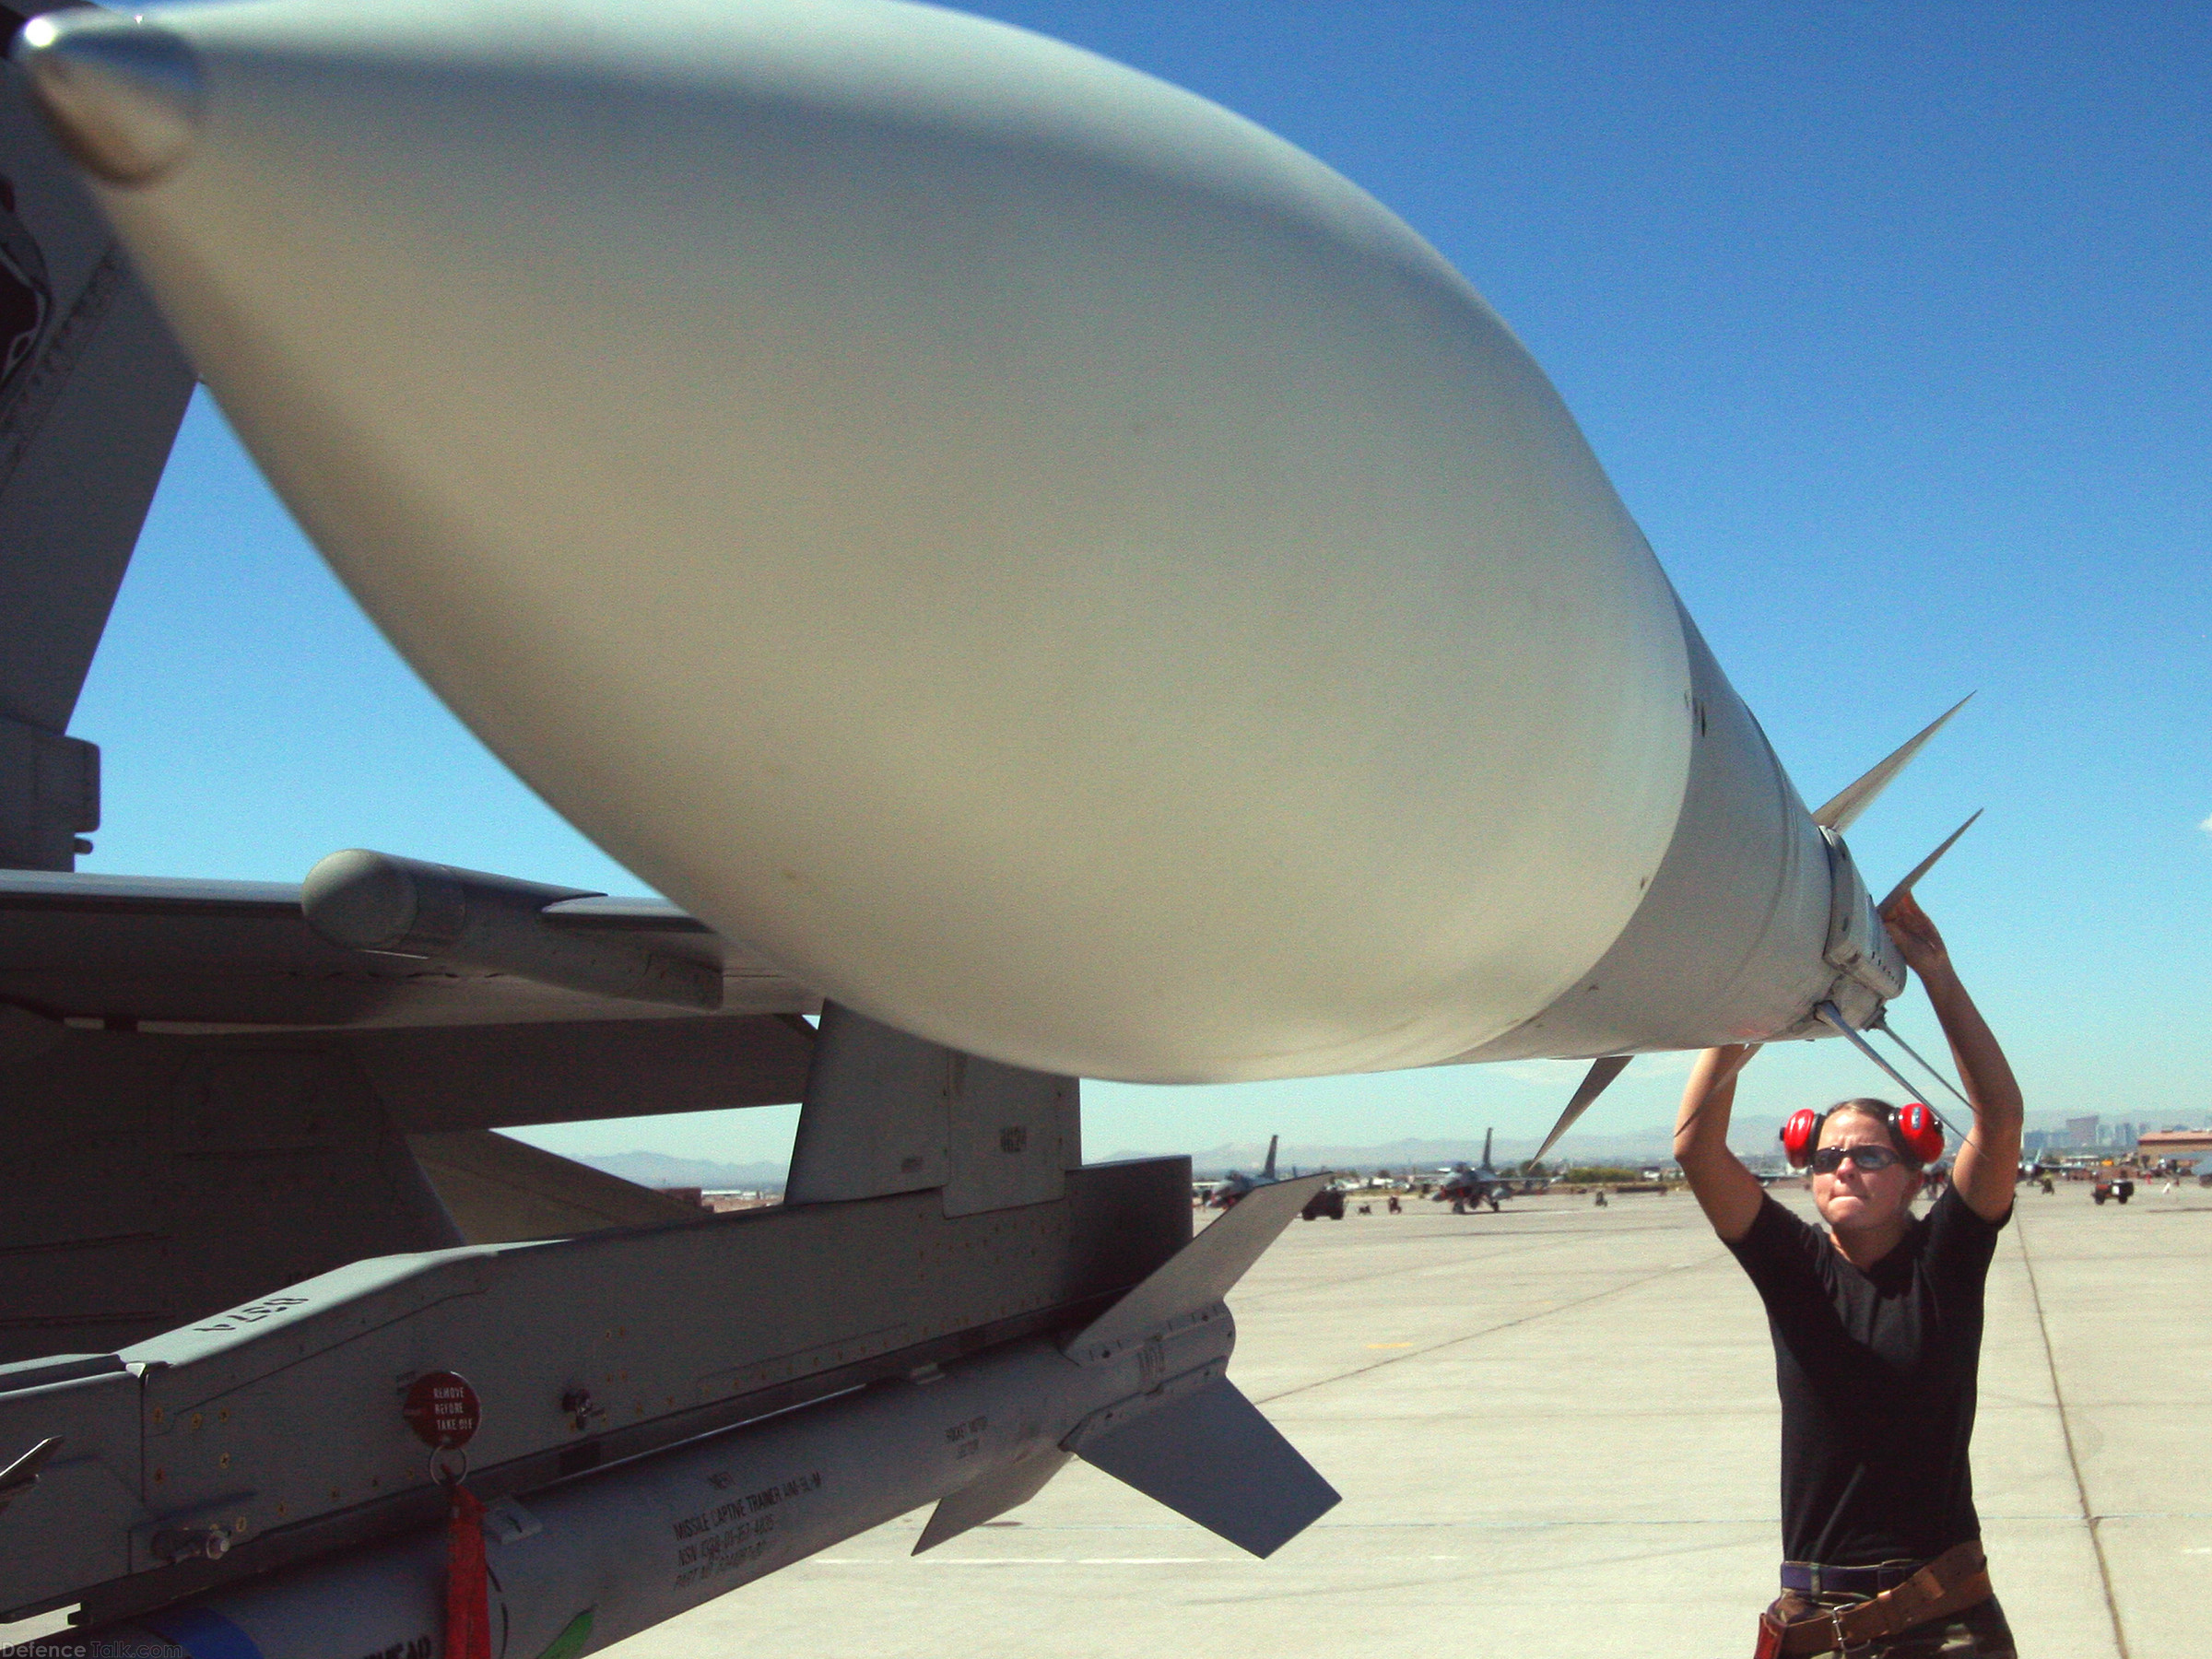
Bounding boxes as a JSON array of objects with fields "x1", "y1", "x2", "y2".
[{"x1": 1754, "y1": 1540, "x2": 1992, "y2": 1657}]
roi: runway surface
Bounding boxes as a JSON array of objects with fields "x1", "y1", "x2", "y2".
[{"x1": 611, "y1": 1179, "x2": 2208, "y2": 1658}]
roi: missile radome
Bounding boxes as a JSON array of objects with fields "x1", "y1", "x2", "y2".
[{"x1": 13, "y1": 0, "x2": 1700, "y2": 1081}]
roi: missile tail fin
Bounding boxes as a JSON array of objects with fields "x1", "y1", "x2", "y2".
[
  {"x1": 1074, "y1": 1376, "x2": 1338, "y2": 1558},
  {"x1": 1813, "y1": 695, "x2": 1974, "y2": 832},
  {"x1": 913, "y1": 1449, "x2": 1074, "y2": 1554},
  {"x1": 1059, "y1": 1172, "x2": 1334, "y2": 1553},
  {"x1": 1065, "y1": 1173, "x2": 1324, "y2": 1363},
  {"x1": 1527, "y1": 1055, "x2": 1632, "y2": 1170}
]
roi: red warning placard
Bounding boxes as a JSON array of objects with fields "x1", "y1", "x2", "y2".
[{"x1": 402, "y1": 1371, "x2": 481, "y2": 1449}]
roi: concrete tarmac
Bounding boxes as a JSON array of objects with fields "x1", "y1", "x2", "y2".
[{"x1": 606, "y1": 1179, "x2": 2209, "y2": 1658}]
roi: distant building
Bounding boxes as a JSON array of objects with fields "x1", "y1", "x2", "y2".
[
  {"x1": 2112, "y1": 1122, "x2": 2136, "y2": 1148},
  {"x1": 2067, "y1": 1114, "x2": 2100, "y2": 1148},
  {"x1": 2022, "y1": 1129, "x2": 2053, "y2": 1155},
  {"x1": 2137, "y1": 1131, "x2": 2212, "y2": 1169}
]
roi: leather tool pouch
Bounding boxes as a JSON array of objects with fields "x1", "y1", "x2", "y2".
[{"x1": 1752, "y1": 1541, "x2": 1991, "y2": 1656}]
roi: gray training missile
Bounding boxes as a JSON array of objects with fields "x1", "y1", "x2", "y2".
[{"x1": 18, "y1": 1180, "x2": 1337, "y2": 1659}]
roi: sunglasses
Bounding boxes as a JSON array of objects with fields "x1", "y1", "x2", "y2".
[{"x1": 1810, "y1": 1144, "x2": 1902, "y2": 1174}]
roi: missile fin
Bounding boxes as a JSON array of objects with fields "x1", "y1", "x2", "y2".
[
  {"x1": 1065, "y1": 1174, "x2": 1326, "y2": 1365},
  {"x1": 913, "y1": 1449, "x2": 1073, "y2": 1554},
  {"x1": 0, "y1": 1435, "x2": 62, "y2": 1517},
  {"x1": 1877, "y1": 810, "x2": 1983, "y2": 912},
  {"x1": 1073, "y1": 1375, "x2": 1338, "y2": 1558},
  {"x1": 1526, "y1": 1055, "x2": 1632, "y2": 1170},
  {"x1": 1872, "y1": 1015, "x2": 1973, "y2": 1112},
  {"x1": 1815, "y1": 1002, "x2": 1959, "y2": 1137},
  {"x1": 1813, "y1": 695, "x2": 1974, "y2": 832}
]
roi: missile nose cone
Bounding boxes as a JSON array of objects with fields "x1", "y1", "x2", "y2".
[{"x1": 14, "y1": 10, "x2": 204, "y2": 186}]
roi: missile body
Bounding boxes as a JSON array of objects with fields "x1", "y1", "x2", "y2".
[
  {"x1": 56, "y1": 1322, "x2": 1302, "y2": 1659},
  {"x1": 16, "y1": 0, "x2": 1891, "y2": 1079}
]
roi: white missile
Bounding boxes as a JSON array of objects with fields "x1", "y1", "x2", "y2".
[{"x1": 14, "y1": 0, "x2": 1898, "y2": 1081}]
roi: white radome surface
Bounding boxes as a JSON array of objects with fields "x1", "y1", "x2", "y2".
[{"x1": 38, "y1": 0, "x2": 1700, "y2": 1080}]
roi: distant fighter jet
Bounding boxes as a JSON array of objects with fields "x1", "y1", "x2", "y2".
[
  {"x1": 1431, "y1": 1129, "x2": 1521, "y2": 1214},
  {"x1": 0, "y1": 2, "x2": 1981, "y2": 1653},
  {"x1": 1211, "y1": 1136, "x2": 1346, "y2": 1220},
  {"x1": 1208, "y1": 1135, "x2": 1283, "y2": 1209}
]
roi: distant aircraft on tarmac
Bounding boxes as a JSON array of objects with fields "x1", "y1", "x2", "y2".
[
  {"x1": 1213, "y1": 1137, "x2": 1346, "y2": 1221},
  {"x1": 1211, "y1": 1136, "x2": 1283, "y2": 1208},
  {"x1": 1, "y1": 1, "x2": 1982, "y2": 1653},
  {"x1": 1433, "y1": 1129, "x2": 1520, "y2": 1213}
]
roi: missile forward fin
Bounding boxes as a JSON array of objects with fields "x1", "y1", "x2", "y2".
[
  {"x1": 1877, "y1": 810, "x2": 1983, "y2": 912},
  {"x1": 1871, "y1": 1015, "x2": 1973, "y2": 1112},
  {"x1": 1526, "y1": 1055, "x2": 1632, "y2": 1170},
  {"x1": 1064, "y1": 1174, "x2": 1325, "y2": 1365},
  {"x1": 1073, "y1": 1375, "x2": 1338, "y2": 1558},
  {"x1": 1813, "y1": 695, "x2": 1974, "y2": 832},
  {"x1": 912, "y1": 1449, "x2": 1073, "y2": 1554},
  {"x1": 1815, "y1": 1002, "x2": 1960, "y2": 1137}
]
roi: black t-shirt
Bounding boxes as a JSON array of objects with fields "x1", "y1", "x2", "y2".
[{"x1": 1726, "y1": 1185, "x2": 2009, "y2": 1565}]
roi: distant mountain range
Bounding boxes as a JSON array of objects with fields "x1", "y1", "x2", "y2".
[
  {"x1": 582, "y1": 1107, "x2": 2188, "y2": 1192},
  {"x1": 1129, "y1": 1129, "x2": 1718, "y2": 1179},
  {"x1": 579, "y1": 1151, "x2": 789, "y2": 1191}
]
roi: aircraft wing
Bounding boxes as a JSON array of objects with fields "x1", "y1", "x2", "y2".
[
  {"x1": 0, "y1": 868, "x2": 820, "y2": 1128},
  {"x1": 0, "y1": 868, "x2": 818, "y2": 1030}
]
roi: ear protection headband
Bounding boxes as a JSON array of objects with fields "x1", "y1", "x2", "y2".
[{"x1": 1781, "y1": 1101, "x2": 1944, "y2": 1170}]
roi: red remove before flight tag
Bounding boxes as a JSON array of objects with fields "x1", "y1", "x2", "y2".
[{"x1": 402, "y1": 1371, "x2": 481, "y2": 1449}]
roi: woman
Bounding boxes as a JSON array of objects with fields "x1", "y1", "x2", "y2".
[{"x1": 1674, "y1": 893, "x2": 2025, "y2": 1657}]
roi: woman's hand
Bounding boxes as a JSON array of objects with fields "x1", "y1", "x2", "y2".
[
  {"x1": 1881, "y1": 890, "x2": 1953, "y2": 982},
  {"x1": 1877, "y1": 891, "x2": 2023, "y2": 1220}
]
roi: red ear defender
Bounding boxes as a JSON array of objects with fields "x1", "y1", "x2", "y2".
[
  {"x1": 1895, "y1": 1101, "x2": 1945, "y2": 1165},
  {"x1": 1781, "y1": 1109, "x2": 1822, "y2": 1169}
]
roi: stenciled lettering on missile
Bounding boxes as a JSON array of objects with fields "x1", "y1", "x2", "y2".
[
  {"x1": 192, "y1": 1294, "x2": 310, "y2": 1334},
  {"x1": 943, "y1": 1415, "x2": 990, "y2": 1460},
  {"x1": 669, "y1": 1471, "x2": 822, "y2": 1590},
  {"x1": 671, "y1": 1500, "x2": 746, "y2": 1541},
  {"x1": 354, "y1": 1634, "x2": 433, "y2": 1659},
  {"x1": 401, "y1": 1372, "x2": 482, "y2": 1449}
]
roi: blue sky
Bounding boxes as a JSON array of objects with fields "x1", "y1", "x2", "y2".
[{"x1": 71, "y1": 2, "x2": 2209, "y2": 1164}]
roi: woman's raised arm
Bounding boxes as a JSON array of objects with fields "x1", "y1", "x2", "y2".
[{"x1": 1674, "y1": 1042, "x2": 1765, "y2": 1241}]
